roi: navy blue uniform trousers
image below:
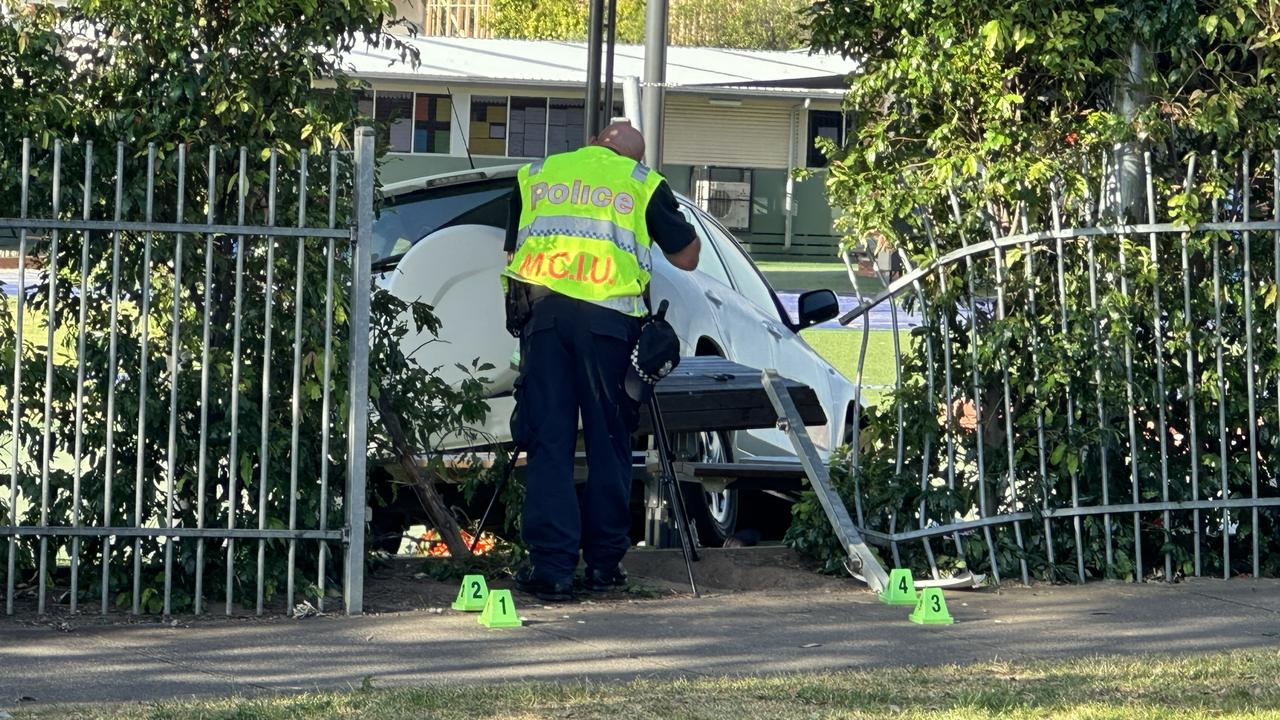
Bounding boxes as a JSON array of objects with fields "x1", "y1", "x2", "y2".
[{"x1": 512, "y1": 292, "x2": 642, "y2": 583}]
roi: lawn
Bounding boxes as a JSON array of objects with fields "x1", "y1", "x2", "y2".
[
  {"x1": 25, "y1": 650, "x2": 1280, "y2": 719},
  {"x1": 756, "y1": 259, "x2": 886, "y2": 295},
  {"x1": 802, "y1": 328, "x2": 907, "y2": 401}
]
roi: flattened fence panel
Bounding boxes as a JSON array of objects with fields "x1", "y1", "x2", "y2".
[{"x1": 840, "y1": 148, "x2": 1280, "y2": 585}]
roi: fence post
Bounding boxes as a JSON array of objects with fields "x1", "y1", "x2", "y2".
[{"x1": 344, "y1": 127, "x2": 375, "y2": 615}]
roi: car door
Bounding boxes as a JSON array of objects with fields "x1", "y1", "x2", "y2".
[{"x1": 691, "y1": 211, "x2": 843, "y2": 455}]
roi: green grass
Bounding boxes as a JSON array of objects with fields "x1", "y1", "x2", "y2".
[
  {"x1": 24, "y1": 650, "x2": 1280, "y2": 719},
  {"x1": 756, "y1": 259, "x2": 886, "y2": 295},
  {"x1": 802, "y1": 328, "x2": 907, "y2": 402}
]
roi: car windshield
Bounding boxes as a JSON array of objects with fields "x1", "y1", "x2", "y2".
[{"x1": 372, "y1": 177, "x2": 515, "y2": 268}]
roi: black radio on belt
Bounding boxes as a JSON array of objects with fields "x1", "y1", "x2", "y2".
[{"x1": 505, "y1": 280, "x2": 533, "y2": 338}]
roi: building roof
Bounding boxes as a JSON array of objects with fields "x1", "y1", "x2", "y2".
[{"x1": 344, "y1": 36, "x2": 854, "y2": 97}]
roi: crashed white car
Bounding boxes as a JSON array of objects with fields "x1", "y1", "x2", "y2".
[{"x1": 373, "y1": 165, "x2": 859, "y2": 540}]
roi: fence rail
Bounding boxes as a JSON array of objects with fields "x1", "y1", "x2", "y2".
[
  {"x1": 839, "y1": 147, "x2": 1280, "y2": 585},
  {"x1": 0, "y1": 128, "x2": 376, "y2": 616}
]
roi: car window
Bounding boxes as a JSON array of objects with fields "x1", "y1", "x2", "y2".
[
  {"x1": 372, "y1": 178, "x2": 514, "y2": 267},
  {"x1": 677, "y1": 205, "x2": 733, "y2": 288},
  {"x1": 700, "y1": 216, "x2": 779, "y2": 317}
]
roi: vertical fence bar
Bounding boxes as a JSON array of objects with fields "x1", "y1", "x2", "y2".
[
  {"x1": 1086, "y1": 221, "x2": 1114, "y2": 573},
  {"x1": 37, "y1": 139, "x2": 63, "y2": 616},
  {"x1": 317, "y1": 150, "x2": 338, "y2": 613},
  {"x1": 1143, "y1": 151, "x2": 1172, "y2": 581},
  {"x1": 1021, "y1": 204, "x2": 1054, "y2": 575},
  {"x1": 6, "y1": 139, "x2": 30, "y2": 616},
  {"x1": 918, "y1": 208, "x2": 965, "y2": 560},
  {"x1": 345, "y1": 128, "x2": 375, "y2": 615},
  {"x1": 949, "y1": 188, "x2": 1001, "y2": 583},
  {"x1": 840, "y1": 252, "x2": 871, "y2": 530},
  {"x1": 1179, "y1": 155, "x2": 1201, "y2": 577},
  {"x1": 882, "y1": 257, "x2": 905, "y2": 569},
  {"x1": 71, "y1": 141, "x2": 93, "y2": 614},
  {"x1": 1241, "y1": 151, "x2": 1261, "y2": 580},
  {"x1": 896, "y1": 252, "x2": 939, "y2": 578},
  {"x1": 986, "y1": 204, "x2": 1030, "y2": 585},
  {"x1": 1211, "y1": 151, "x2": 1230, "y2": 578},
  {"x1": 1274, "y1": 148, "x2": 1280, "y2": 577},
  {"x1": 227, "y1": 147, "x2": 248, "y2": 615},
  {"x1": 1269, "y1": 147, "x2": 1280, "y2": 576},
  {"x1": 163, "y1": 146, "x2": 186, "y2": 615},
  {"x1": 195, "y1": 147, "x2": 216, "y2": 615},
  {"x1": 102, "y1": 142, "x2": 124, "y2": 614},
  {"x1": 257, "y1": 149, "x2": 278, "y2": 617},
  {"x1": 287, "y1": 150, "x2": 308, "y2": 610},
  {"x1": 132, "y1": 143, "x2": 156, "y2": 615},
  {"x1": 1086, "y1": 154, "x2": 1118, "y2": 574},
  {"x1": 1114, "y1": 146, "x2": 1143, "y2": 582},
  {"x1": 1050, "y1": 186, "x2": 1086, "y2": 582},
  {"x1": 1274, "y1": 147, "x2": 1280, "y2": 579}
]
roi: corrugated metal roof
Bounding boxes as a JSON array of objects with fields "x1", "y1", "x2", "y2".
[{"x1": 344, "y1": 36, "x2": 855, "y2": 93}]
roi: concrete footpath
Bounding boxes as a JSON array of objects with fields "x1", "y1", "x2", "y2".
[{"x1": 1, "y1": 559, "x2": 1279, "y2": 708}]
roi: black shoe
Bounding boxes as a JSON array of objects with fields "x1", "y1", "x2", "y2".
[
  {"x1": 585, "y1": 565, "x2": 628, "y2": 592},
  {"x1": 514, "y1": 566, "x2": 575, "y2": 602}
]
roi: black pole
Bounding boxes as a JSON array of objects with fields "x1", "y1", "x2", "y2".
[
  {"x1": 648, "y1": 394, "x2": 700, "y2": 597},
  {"x1": 601, "y1": 0, "x2": 618, "y2": 130},
  {"x1": 470, "y1": 445, "x2": 522, "y2": 554},
  {"x1": 584, "y1": 0, "x2": 606, "y2": 143}
]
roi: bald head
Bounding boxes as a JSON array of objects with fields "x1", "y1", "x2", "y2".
[{"x1": 591, "y1": 121, "x2": 646, "y2": 162}]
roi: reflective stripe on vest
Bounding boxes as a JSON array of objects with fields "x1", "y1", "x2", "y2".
[
  {"x1": 504, "y1": 146, "x2": 665, "y2": 316},
  {"x1": 514, "y1": 215, "x2": 653, "y2": 272}
]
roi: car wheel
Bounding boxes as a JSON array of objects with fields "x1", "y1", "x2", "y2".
[{"x1": 676, "y1": 429, "x2": 738, "y2": 544}]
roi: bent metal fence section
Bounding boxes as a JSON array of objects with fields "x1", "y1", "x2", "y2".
[
  {"x1": 0, "y1": 128, "x2": 375, "y2": 615},
  {"x1": 840, "y1": 148, "x2": 1280, "y2": 585}
]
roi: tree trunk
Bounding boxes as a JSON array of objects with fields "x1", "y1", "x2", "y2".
[{"x1": 375, "y1": 392, "x2": 473, "y2": 560}]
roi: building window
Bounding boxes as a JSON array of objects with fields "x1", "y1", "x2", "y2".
[
  {"x1": 547, "y1": 99, "x2": 585, "y2": 155},
  {"x1": 509, "y1": 96, "x2": 548, "y2": 158},
  {"x1": 460, "y1": 96, "x2": 624, "y2": 158},
  {"x1": 469, "y1": 95, "x2": 507, "y2": 156},
  {"x1": 414, "y1": 94, "x2": 452, "y2": 154},
  {"x1": 806, "y1": 110, "x2": 844, "y2": 168},
  {"x1": 376, "y1": 91, "x2": 414, "y2": 153}
]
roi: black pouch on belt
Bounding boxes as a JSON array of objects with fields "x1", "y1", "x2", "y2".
[{"x1": 504, "y1": 279, "x2": 533, "y2": 338}]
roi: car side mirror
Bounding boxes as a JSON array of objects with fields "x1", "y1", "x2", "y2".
[{"x1": 796, "y1": 289, "x2": 840, "y2": 330}]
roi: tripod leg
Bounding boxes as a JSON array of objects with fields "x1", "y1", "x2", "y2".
[
  {"x1": 647, "y1": 396, "x2": 700, "y2": 596},
  {"x1": 663, "y1": 473, "x2": 700, "y2": 597},
  {"x1": 471, "y1": 445, "x2": 521, "y2": 554}
]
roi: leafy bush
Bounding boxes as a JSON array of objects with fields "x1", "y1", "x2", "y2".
[{"x1": 787, "y1": 0, "x2": 1280, "y2": 583}]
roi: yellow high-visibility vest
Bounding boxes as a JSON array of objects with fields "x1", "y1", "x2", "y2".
[{"x1": 504, "y1": 145, "x2": 665, "y2": 317}]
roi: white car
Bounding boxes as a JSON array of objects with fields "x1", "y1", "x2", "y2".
[{"x1": 372, "y1": 165, "x2": 859, "y2": 541}]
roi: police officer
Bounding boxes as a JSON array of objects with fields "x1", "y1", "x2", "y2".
[{"x1": 503, "y1": 121, "x2": 700, "y2": 601}]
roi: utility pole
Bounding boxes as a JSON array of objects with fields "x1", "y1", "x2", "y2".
[
  {"x1": 602, "y1": 0, "x2": 618, "y2": 128},
  {"x1": 641, "y1": 0, "x2": 668, "y2": 168},
  {"x1": 584, "y1": 0, "x2": 606, "y2": 143}
]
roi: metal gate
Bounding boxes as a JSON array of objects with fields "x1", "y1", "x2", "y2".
[
  {"x1": 840, "y1": 147, "x2": 1280, "y2": 585},
  {"x1": 1, "y1": 128, "x2": 375, "y2": 615}
]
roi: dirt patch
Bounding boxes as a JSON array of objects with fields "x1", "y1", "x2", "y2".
[
  {"x1": 361, "y1": 544, "x2": 860, "y2": 612},
  {"x1": 622, "y1": 545, "x2": 858, "y2": 594}
]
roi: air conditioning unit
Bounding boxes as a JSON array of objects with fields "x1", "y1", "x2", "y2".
[{"x1": 694, "y1": 180, "x2": 751, "y2": 230}]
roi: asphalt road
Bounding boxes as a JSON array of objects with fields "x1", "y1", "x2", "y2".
[{"x1": 1, "y1": 552, "x2": 1277, "y2": 709}]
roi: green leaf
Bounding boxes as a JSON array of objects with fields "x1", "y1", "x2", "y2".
[{"x1": 981, "y1": 19, "x2": 1003, "y2": 52}]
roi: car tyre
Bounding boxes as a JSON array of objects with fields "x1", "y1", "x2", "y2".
[{"x1": 675, "y1": 429, "x2": 738, "y2": 544}]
